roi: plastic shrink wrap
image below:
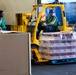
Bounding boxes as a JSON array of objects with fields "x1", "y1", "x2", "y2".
[{"x1": 39, "y1": 32, "x2": 76, "y2": 60}]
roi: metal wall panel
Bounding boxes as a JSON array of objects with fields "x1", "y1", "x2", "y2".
[{"x1": 0, "y1": 0, "x2": 36, "y2": 25}]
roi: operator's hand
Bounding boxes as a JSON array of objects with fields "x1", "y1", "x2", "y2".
[{"x1": 43, "y1": 22, "x2": 47, "y2": 26}]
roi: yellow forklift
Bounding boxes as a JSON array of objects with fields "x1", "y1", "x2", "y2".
[{"x1": 11, "y1": 3, "x2": 72, "y2": 63}]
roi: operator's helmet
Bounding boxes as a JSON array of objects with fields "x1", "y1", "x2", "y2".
[{"x1": 49, "y1": 9, "x2": 54, "y2": 13}]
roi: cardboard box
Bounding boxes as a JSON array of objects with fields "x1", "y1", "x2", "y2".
[{"x1": 0, "y1": 31, "x2": 31, "y2": 75}]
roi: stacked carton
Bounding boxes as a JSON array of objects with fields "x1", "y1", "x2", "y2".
[{"x1": 39, "y1": 32, "x2": 76, "y2": 60}]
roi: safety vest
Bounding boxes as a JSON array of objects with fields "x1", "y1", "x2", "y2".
[
  {"x1": 0, "y1": 18, "x2": 6, "y2": 30},
  {"x1": 47, "y1": 16, "x2": 58, "y2": 26}
]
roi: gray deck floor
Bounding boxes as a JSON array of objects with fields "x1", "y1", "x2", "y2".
[{"x1": 32, "y1": 63, "x2": 76, "y2": 75}]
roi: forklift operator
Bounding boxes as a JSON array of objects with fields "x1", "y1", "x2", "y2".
[{"x1": 37, "y1": 9, "x2": 59, "y2": 39}]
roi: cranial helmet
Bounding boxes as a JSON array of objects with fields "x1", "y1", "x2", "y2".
[{"x1": 49, "y1": 9, "x2": 54, "y2": 13}]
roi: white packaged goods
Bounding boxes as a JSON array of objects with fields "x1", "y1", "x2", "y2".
[{"x1": 39, "y1": 32, "x2": 76, "y2": 60}]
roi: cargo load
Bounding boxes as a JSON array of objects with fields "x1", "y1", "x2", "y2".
[{"x1": 39, "y1": 32, "x2": 76, "y2": 60}]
